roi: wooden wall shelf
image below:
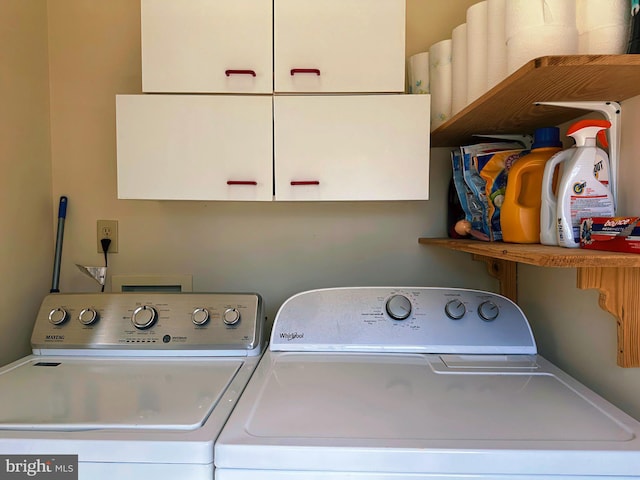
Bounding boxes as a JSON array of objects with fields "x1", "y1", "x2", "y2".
[
  {"x1": 419, "y1": 238, "x2": 640, "y2": 368},
  {"x1": 431, "y1": 55, "x2": 640, "y2": 147}
]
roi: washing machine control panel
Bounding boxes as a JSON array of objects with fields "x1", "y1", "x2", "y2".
[
  {"x1": 271, "y1": 287, "x2": 536, "y2": 355},
  {"x1": 31, "y1": 292, "x2": 265, "y2": 356}
]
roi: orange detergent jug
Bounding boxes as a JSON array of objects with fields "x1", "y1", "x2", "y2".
[{"x1": 501, "y1": 127, "x2": 562, "y2": 243}]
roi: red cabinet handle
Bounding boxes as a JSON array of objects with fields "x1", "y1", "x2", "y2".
[
  {"x1": 290, "y1": 68, "x2": 321, "y2": 76},
  {"x1": 225, "y1": 69, "x2": 257, "y2": 77},
  {"x1": 290, "y1": 181, "x2": 320, "y2": 186},
  {"x1": 227, "y1": 180, "x2": 258, "y2": 186}
]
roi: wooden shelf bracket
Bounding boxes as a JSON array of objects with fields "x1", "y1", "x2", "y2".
[
  {"x1": 472, "y1": 254, "x2": 518, "y2": 303},
  {"x1": 577, "y1": 267, "x2": 640, "y2": 368}
]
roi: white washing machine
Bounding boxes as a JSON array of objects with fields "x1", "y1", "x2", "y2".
[
  {"x1": 0, "y1": 292, "x2": 266, "y2": 480},
  {"x1": 215, "y1": 287, "x2": 640, "y2": 480}
]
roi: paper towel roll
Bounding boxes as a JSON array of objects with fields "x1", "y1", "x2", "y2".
[
  {"x1": 507, "y1": 25, "x2": 579, "y2": 74},
  {"x1": 577, "y1": 0, "x2": 628, "y2": 33},
  {"x1": 487, "y1": 0, "x2": 507, "y2": 90},
  {"x1": 579, "y1": 24, "x2": 629, "y2": 53},
  {"x1": 429, "y1": 39, "x2": 452, "y2": 131},
  {"x1": 466, "y1": 1, "x2": 488, "y2": 103},
  {"x1": 506, "y1": 0, "x2": 577, "y2": 39},
  {"x1": 576, "y1": 0, "x2": 629, "y2": 54},
  {"x1": 451, "y1": 23, "x2": 468, "y2": 115},
  {"x1": 408, "y1": 52, "x2": 430, "y2": 94}
]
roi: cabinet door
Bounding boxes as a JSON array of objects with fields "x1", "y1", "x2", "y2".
[
  {"x1": 116, "y1": 95, "x2": 273, "y2": 201},
  {"x1": 274, "y1": 0, "x2": 405, "y2": 93},
  {"x1": 274, "y1": 95, "x2": 430, "y2": 201},
  {"x1": 141, "y1": 0, "x2": 272, "y2": 93}
]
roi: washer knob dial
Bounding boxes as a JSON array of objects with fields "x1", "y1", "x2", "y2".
[
  {"x1": 385, "y1": 295, "x2": 412, "y2": 320},
  {"x1": 223, "y1": 308, "x2": 241, "y2": 325},
  {"x1": 131, "y1": 305, "x2": 158, "y2": 329},
  {"x1": 445, "y1": 299, "x2": 466, "y2": 320},
  {"x1": 192, "y1": 308, "x2": 210, "y2": 326},
  {"x1": 48, "y1": 307, "x2": 68, "y2": 325},
  {"x1": 78, "y1": 308, "x2": 99, "y2": 325},
  {"x1": 478, "y1": 300, "x2": 499, "y2": 322}
]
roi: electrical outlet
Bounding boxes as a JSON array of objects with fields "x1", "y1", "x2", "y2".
[{"x1": 97, "y1": 220, "x2": 118, "y2": 253}]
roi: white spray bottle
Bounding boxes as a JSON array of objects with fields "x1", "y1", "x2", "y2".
[{"x1": 540, "y1": 119, "x2": 615, "y2": 248}]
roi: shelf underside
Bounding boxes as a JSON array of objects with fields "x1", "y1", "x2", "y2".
[{"x1": 431, "y1": 55, "x2": 640, "y2": 147}]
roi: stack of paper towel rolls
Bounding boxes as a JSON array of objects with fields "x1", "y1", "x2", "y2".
[
  {"x1": 451, "y1": 23, "x2": 468, "y2": 115},
  {"x1": 506, "y1": 0, "x2": 579, "y2": 74},
  {"x1": 577, "y1": 0, "x2": 629, "y2": 54},
  {"x1": 421, "y1": 0, "x2": 630, "y2": 129},
  {"x1": 407, "y1": 51, "x2": 430, "y2": 94},
  {"x1": 466, "y1": 2, "x2": 489, "y2": 104},
  {"x1": 429, "y1": 39, "x2": 452, "y2": 130}
]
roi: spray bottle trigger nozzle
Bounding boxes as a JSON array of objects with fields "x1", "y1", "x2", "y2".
[{"x1": 597, "y1": 130, "x2": 608, "y2": 148}]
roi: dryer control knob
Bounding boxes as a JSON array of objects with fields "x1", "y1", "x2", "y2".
[
  {"x1": 386, "y1": 295, "x2": 412, "y2": 320},
  {"x1": 78, "y1": 308, "x2": 99, "y2": 325},
  {"x1": 223, "y1": 308, "x2": 241, "y2": 325},
  {"x1": 478, "y1": 301, "x2": 499, "y2": 322},
  {"x1": 445, "y1": 299, "x2": 466, "y2": 320},
  {"x1": 131, "y1": 305, "x2": 158, "y2": 329},
  {"x1": 48, "y1": 307, "x2": 69, "y2": 325},
  {"x1": 192, "y1": 308, "x2": 210, "y2": 326}
]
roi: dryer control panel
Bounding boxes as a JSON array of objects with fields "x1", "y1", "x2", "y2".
[
  {"x1": 270, "y1": 287, "x2": 536, "y2": 355},
  {"x1": 31, "y1": 292, "x2": 265, "y2": 356}
]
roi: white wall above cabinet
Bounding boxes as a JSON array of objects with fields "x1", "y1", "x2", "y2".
[
  {"x1": 141, "y1": 0, "x2": 273, "y2": 93},
  {"x1": 274, "y1": 95, "x2": 430, "y2": 201},
  {"x1": 274, "y1": 0, "x2": 406, "y2": 93},
  {"x1": 116, "y1": 95, "x2": 274, "y2": 201}
]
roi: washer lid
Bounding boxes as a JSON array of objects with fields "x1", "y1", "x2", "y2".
[
  {"x1": 0, "y1": 357, "x2": 243, "y2": 430},
  {"x1": 216, "y1": 352, "x2": 640, "y2": 476}
]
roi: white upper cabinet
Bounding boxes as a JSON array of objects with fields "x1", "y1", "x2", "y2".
[
  {"x1": 141, "y1": 0, "x2": 273, "y2": 93},
  {"x1": 274, "y1": 0, "x2": 406, "y2": 93},
  {"x1": 116, "y1": 95, "x2": 273, "y2": 201},
  {"x1": 274, "y1": 95, "x2": 430, "y2": 201}
]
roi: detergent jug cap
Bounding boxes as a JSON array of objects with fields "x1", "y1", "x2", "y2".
[{"x1": 531, "y1": 127, "x2": 562, "y2": 149}]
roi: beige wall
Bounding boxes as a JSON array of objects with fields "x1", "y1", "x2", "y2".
[
  {"x1": 45, "y1": 0, "x2": 493, "y2": 329},
  {"x1": 406, "y1": 0, "x2": 478, "y2": 56},
  {"x1": 0, "y1": 0, "x2": 52, "y2": 366},
  {"x1": 4, "y1": 0, "x2": 640, "y2": 422}
]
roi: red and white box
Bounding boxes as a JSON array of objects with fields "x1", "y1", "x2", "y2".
[{"x1": 580, "y1": 217, "x2": 640, "y2": 254}]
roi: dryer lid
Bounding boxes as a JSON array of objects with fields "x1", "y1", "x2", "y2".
[{"x1": 215, "y1": 352, "x2": 640, "y2": 476}]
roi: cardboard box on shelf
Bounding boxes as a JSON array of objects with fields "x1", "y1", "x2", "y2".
[{"x1": 580, "y1": 217, "x2": 640, "y2": 254}]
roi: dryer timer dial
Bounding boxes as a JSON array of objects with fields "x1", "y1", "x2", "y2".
[{"x1": 385, "y1": 295, "x2": 412, "y2": 320}]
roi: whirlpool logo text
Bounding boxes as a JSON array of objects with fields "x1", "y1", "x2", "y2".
[{"x1": 280, "y1": 332, "x2": 304, "y2": 341}]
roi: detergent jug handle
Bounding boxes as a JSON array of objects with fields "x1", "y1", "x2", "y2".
[{"x1": 540, "y1": 149, "x2": 572, "y2": 245}]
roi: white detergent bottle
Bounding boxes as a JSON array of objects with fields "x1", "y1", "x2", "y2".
[
  {"x1": 553, "y1": 119, "x2": 615, "y2": 248},
  {"x1": 540, "y1": 148, "x2": 572, "y2": 245}
]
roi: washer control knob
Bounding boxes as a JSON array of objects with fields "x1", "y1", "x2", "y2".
[
  {"x1": 78, "y1": 308, "x2": 99, "y2": 325},
  {"x1": 48, "y1": 307, "x2": 68, "y2": 325},
  {"x1": 478, "y1": 301, "x2": 499, "y2": 322},
  {"x1": 223, "y1": 308, "x2": 241, "y2": 325},
  {"x1": 131, "y1": 305, "x2": 158, "y2": 329},
  {"x1": 445, "y1": 299, "x2": 466, "y2": 320},
  {"x1": 192, "y1": 308, "x2": 210, "y2": 326},
  {"x1": 385, "y1": 295, "x2": 412, "y2": 320}
]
